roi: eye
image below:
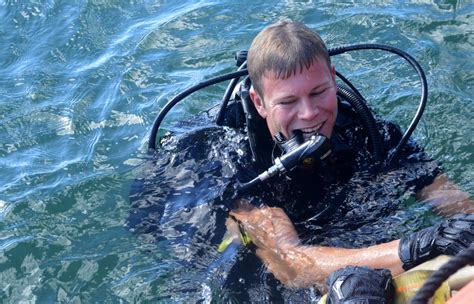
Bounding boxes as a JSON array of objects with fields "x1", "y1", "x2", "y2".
[
  {"x1": 310, "y1": 89, "x2": 326, "y2": 96},
  {"x1": 278, "y1": 99, "x2": 296, "y2": 105}
]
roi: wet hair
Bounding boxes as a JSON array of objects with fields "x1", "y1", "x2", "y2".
[{"x1": 247, "y1": 20, "x2": 331, "y2": 100}]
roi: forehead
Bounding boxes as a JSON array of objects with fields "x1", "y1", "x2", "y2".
[
  {"x1": 260, "y1": 60, "x2": 332, "y2": 96},
  {"x1": 263, "y1": 59, "x2": 331, "y2": 82}
]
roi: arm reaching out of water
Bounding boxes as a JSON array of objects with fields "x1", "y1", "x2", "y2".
[
  {"x1": 417, "y1": 175, "x2": 474, "y2": 217},
  {"x1": 229, "y1": 201, "x2": 474, "y2": 289},
  {"x1": 229, "y1": 202, "x2": 404, "y2": 289}
]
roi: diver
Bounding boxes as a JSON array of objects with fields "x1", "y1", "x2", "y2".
[
  {"x1": 221, "y1": 20, "x2": 474, "y2": 298},
  {"x1": 222, "y1": 20, "x2": 474, "y2": 298},
  {"x1": 130, "y1": 20, "x2": 474, "y2": 302}
]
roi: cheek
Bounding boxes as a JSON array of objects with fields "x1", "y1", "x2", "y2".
[
  {"x1": 323, "y1": 94, "x2": 338, "y2": 117},
  {"x1": 267, "y1": 109, "x2": 291, "y2": 135},
  {"x1": 273, "y1": 109, "x2": 293, "y2": 126},
  {"x1": 327, "y1": 102, "x2": 337, "y2": 117}
]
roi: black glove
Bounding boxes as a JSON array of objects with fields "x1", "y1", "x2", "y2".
[
  {"x1": 399, "y1": 213, "x2": 474, "y2": 270},
  {"x1": 326, "y1": 266, "x2": 394, "y2": 304}
]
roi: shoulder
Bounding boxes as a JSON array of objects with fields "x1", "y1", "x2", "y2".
[{"x1": 128, "y1": 125, "x2": 253, "y2": 237}]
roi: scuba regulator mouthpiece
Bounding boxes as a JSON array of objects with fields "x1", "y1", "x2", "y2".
[
  {"x1": 274, "y1": 130, "x2": 304, "y2": 154},
  {"x1": 272, "y1": 130, "x2": 332, "y2": 174},
  {"x1": 237, "y1": 130, "x2": 332, "y2": 193}
]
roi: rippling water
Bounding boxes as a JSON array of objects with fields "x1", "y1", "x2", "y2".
[{"x1": 1, "y1": 0, "x2": 473, "y2": 302}]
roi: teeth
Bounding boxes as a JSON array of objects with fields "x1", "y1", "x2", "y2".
[
  {"x1": 299, "y1": 123, "x2": 322, "y2": 141},
  {"x1": 301, "y1": 123, "x2": 322, "y2": 133},
  {"x1": 301, "y1": 127, "x2": 318, "y2": 133}
]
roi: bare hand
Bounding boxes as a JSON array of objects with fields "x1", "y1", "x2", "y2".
[
  {"x1": 229, "y1": 200, "x2": 300, "y2": 250},
  {"x1": 229, "y1": 200, "x2": 308, "y2": 287}
]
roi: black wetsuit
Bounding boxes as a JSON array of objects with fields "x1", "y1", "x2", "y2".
[{"x1": 128, "y1": 98, "x2": 440, "y2": 302}]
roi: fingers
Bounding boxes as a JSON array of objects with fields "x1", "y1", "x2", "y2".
[
  {"x1": 229, "y1": 200, "x2": 258, "y2": 222},
  {"x1": 225, "y1": 217, "x2": 241, "y2": 236},
  {"x1": 229, "y1": 205, "x2": 300, "y2": 250},
  {"x1": 234, "y1": 199, "x2": 256, "y2": 212},
  {"x1": 230, "y1": 204, "x2": 284, "y2": 224}
]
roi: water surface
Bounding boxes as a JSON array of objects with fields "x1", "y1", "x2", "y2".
[{"x1": 1, "y1": 0, "x2": 473, "y2": 302}]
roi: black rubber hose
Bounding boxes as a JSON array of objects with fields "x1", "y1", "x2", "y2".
[
  {"x1": 148, "y1": 69, "x2": 248, "y2": 151},
  {"x1": 411, "y1": 244, "x2": 474, "y2": 303},
  {"x1": 328, "y1": 44, "x2": 428, "y2": 170},
  {"x1": 337, "y1": 85, "x2": 385, "y2": 164},
  {"x1": 335, "y1": 71, "x2": 365, "y2": 100},
  {"x1": 236, "y1": 176, "x2": 261, "y2": 194},
  {"x1": 216, "y1": 62, "x2": 247, "y2": 126},
  {"x1": 149, "y1": 43, "x2": 427, "y2": 163}
]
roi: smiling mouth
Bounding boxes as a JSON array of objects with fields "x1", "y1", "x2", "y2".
[{"x1": 299, "y1": 122, "x2": 323, "y2": 140}]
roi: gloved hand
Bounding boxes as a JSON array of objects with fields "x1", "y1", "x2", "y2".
[
  {"x1": 326, "y1": 266, "x2": 393, "y2": 304},
  {"x1": 399, "y1": 213, "x2": 474, "y2": 270}
]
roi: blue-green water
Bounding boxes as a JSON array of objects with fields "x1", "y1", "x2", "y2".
[{"x1": 1, "y1": 0, "x2": 473, "y2": 302}]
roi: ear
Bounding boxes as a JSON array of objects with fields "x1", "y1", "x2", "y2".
[
  {"x1": 249, "y1": 87, "x2": 267, "y2": 119},
  {"x1": 331, "y1": 65, "x2": 336, "y2": 82}
]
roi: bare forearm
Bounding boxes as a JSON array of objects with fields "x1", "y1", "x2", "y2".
[
  {"x1": 258, "y1": 240, "x2": 404, "y2": 289},
  {"x1": 303, "y1": 240, "x2": 404, "y2": 277},
  {"x1": 230, "y1": 204, "x2": 405, "y2": 289},
  {"x1": 418, "y1": 175, "x2": 474, "y2": 216}
]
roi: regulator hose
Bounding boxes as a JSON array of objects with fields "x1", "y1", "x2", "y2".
[
  {"x1": 337, "y1": 84, "x2": 385, "y2": 164},
  {"x1": 237, "y1": 134, "x2": 331, "y2": 194},
  {"x1": 215, "y1": 62, "x2": 247, "y2": 126},
  {"x1": 148, "y1": 69, "x2": 247, "y2": 151},
  {"x1": 328, "y1": 44, "x2": 428, "y2": 170},
  {"x1": 335, "y1": 70, "x2": 365, "y2": 100},
  {"x1": 148, "y1": 43, "x2": 428, "y2": 171}
]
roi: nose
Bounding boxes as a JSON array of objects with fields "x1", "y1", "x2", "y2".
[{"x1": 298, "y1": 98, "x2": 319, "y2": 121}]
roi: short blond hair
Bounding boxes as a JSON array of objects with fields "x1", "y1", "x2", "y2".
[{"x1": 247, "y1": 21, "x2": 331, "y2": 99}]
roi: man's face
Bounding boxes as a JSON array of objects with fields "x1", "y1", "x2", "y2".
[{"x1": 250, "y1": 59, "x2": 338, "y2": 141}]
